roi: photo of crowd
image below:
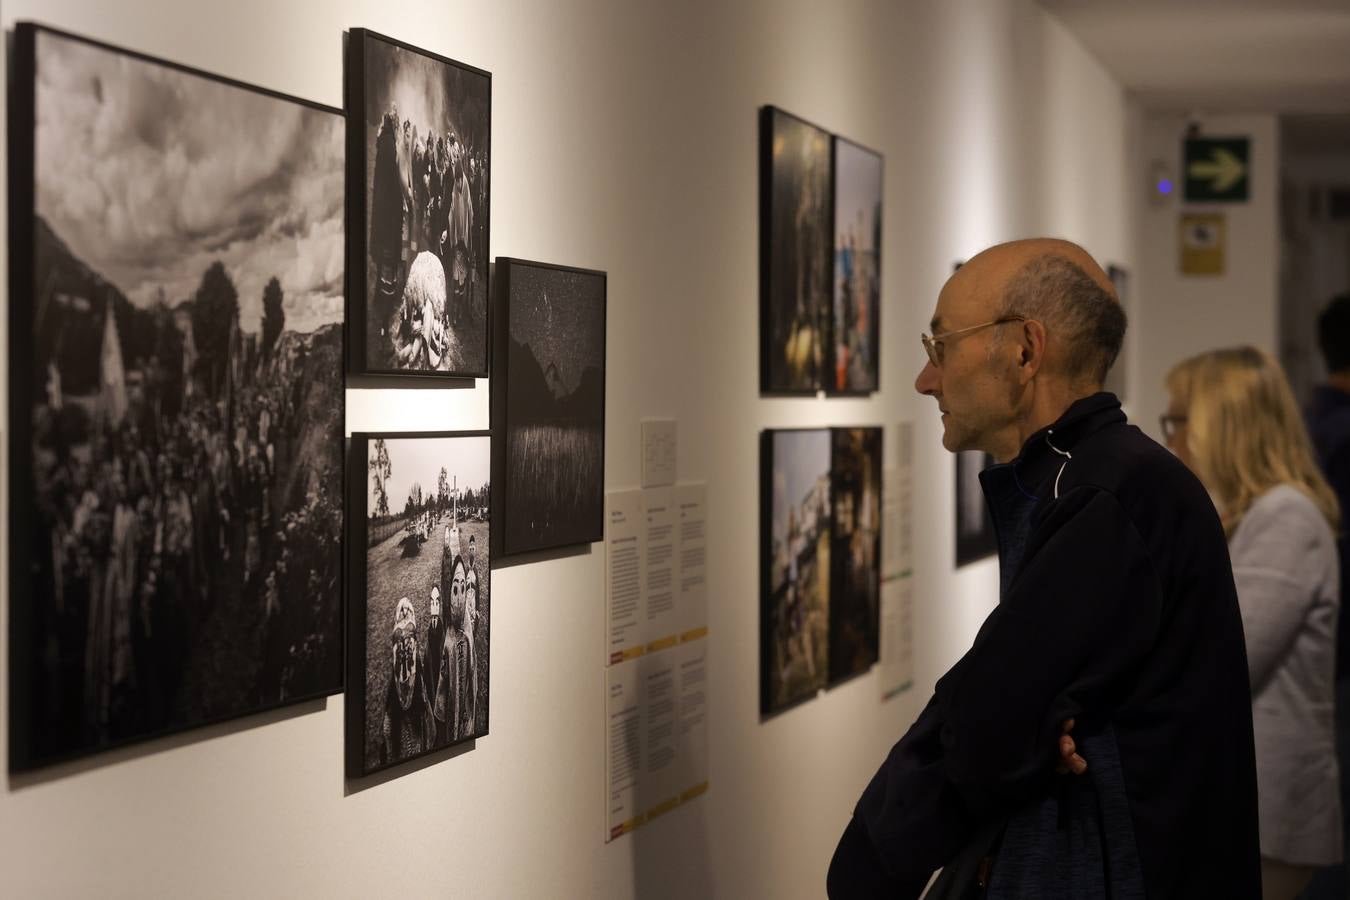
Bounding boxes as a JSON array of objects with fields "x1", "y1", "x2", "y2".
[
  {"x1": 354, "y1": 31, "x2": 491, "y2": 376},
  {"x1": 12, "y1": 28, "x2": 345, "y2": 769}
]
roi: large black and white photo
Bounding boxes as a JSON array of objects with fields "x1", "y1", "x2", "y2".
[
  {"x1": 348, "y1": 30, "x2": 491, "y2": 377},
  {"x1": 760, "y1": 106, "x2": 832, "y2": 394},
  {"x1": 8, "y1": 25, "x2": 345, "y2": 770},
  {"x1": 761, "y1": 429, "x2": 831, "y2": 715},
  {"x1": 492, "y1": 259, "x2": 606, "y2": 556},
  {"x1": 955, "y1": 450, "x2": 998, "y2": 566},
  {"x1": 348, "y1": 432, "x2": 491, "y2": 777}
]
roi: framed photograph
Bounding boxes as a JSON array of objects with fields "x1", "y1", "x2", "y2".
[
  {"x1": 7, "y1": 23, "x2": 345, "y2": 771},
  {"x1": 346, "y1": 29, "x2": 491, "y2": 377},
  {"x1": 955, "y1": 451, "x2": 998, "y2": 566},
  {"x1": 347, "y1": 431, "x2": 491, "y2": 777},
  {"x1": 490, "y1": 259, "x2": 606, "y2": 557},
  {"x1": 1105, "y1": 264, "x2": 1130, "y2": 402},
  {"x1": 760, "y1": 106, "x2": 833, "y2": 394},
  {"x1": 761, "y1": 429, "x2": 831, "y2": 715},
  {"x1": 829, "y1": 427, "x2": 882, "y2": 684},
  {"x1": 829, "y1": 139, "x2": 882, "y2": 395}
]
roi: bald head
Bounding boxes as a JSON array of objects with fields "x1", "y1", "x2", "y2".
[{"x1": 945, "y1": 238, "x2": 1124, "y2": 386}]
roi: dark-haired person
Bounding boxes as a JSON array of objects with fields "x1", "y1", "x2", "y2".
[
  {"x1": 1305, "y1": 290, "x2": 1350, "y2": 900},
  {"x1": 827, "y1": 239, "x2": 1260, "y2": 898}
]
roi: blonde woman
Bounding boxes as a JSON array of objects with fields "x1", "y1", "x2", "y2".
[{"x1": 1162, "y1": 347, "x2": 1342, "y2": 900}]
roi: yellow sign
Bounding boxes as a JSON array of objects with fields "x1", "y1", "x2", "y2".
[{"x1": 1179, "y1": 213, "x2": 1226, "y2": 276}]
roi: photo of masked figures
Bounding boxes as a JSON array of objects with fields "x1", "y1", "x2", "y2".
[
  {"x1": 831, "y1": 139, "x2": 882, "y2": 395},
  {"x1": 348, "y1": 30, "x2": 490, "y2": 377},
  {"x1": 348, "y1": 433, "x2": 491, "y2": 776},
  {"x1": 760, "y1": 106, "x2": 833, "y2": 394},
  {"x1": 829, "y1": 427, "x2": 882, "y2": 683},
  {"x1": 8, "y1": 25, "x2": 345, "y2": 770},
  {"x1": 761, "y1": 429, "x2": 832, "y2": 715}
]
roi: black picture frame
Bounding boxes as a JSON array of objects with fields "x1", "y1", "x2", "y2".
[
  {"x1": 760, "y1": 428, "x2": 832, "y2": 716},
  {"x1": 760, "y1": 106, "x2": 834, "y2": 395},
  {"x1": 346, "y1": 430, "x2": 492, "y2": 777},
  {"x1": 8, "y1": 22, "x2": 346, "y2": 772},
  {"x1": 490, "y1": 258, "x2": 607, "y2": 558},
  {"x1": 345, "y1": 29, "x2": 492, "y2": 379},
  {"x1": 828, "y1": 427, "x2": 882, "y2": 684},
  {"x1": 955, "y1": 451, "x2": 998, "y2": 567},
  {"x1": 827, "y1": 138, "x2": 883, "y2": 396}
]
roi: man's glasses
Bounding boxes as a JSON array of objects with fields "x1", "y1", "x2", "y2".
[
  {"x1": 1159, "y1": 415, "x2": 1188, "y2": 441},
  {"x1": 920, "y1": 316, "x2": 1027, "y2": 367}
]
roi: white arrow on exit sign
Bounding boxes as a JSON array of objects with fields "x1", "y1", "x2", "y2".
[{"x1": 1187, "y1": 147, "x2": 1247, "y2": 193}]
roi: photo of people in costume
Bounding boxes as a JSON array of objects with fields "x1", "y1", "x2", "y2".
[
  {"x1": 353, "y1": 31, "x2": 490, "y2": 376},
  {"x1": 356, "y1": 434, "x2": 490, "y2": 773},
  {"x1": 831, "y1": 139, "x2": 882, "y2": 394},
  {"x1": 9, "y1": 26, "x2": 344, "y2": 770},
  {"x1": 828, "y1": 427, "x2": 882, "y2": 683}
]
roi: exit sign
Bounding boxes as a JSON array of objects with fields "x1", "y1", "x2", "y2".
[{"x1": 1183, "y1": 137, "x2": 1250, "y2": 203}]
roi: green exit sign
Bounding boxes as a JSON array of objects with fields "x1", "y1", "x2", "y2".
[{"x1": 1183, "y1": 137, "x2": 1249, "y2": 203}]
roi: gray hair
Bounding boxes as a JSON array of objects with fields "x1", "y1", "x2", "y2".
[{"x1": 996, "y1": 254, "x2": 1126, "y2": 385}]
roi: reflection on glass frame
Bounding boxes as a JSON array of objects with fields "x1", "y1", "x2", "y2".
[
  {"x1": 760, "y1": 106, "x2": 833, "y2": 395},
  {"x1": 830, "y1": 139, "x2": 883, "y2": 395},
  {"x1": 955, "y1": 451, "x2": 998, "y2": 567},
  {"x1": 7, "y1": 23, "x2": 346, "y2": 772},
  {"x1": 346, "y1": 29, "x2": 491, "y2": 378},
  {"x1": 761, "y1": 428, "x2": 832, "y2": 715},
  {"x1": 347, "y1": 431, "x2": 491, "y2": 777},
  {"x1": 829, "y1": 427, "x2": 882, "y2": 684},
  {"x1": 490, "y1": 258, "x2": 606, "y2": 557}
]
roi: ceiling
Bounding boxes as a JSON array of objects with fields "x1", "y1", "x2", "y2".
[{"x1": 1038, "y1": 0, "x2": 1350, "y2": 114}]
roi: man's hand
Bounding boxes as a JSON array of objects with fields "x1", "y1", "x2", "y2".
[{"x1": 1055, "y1": 718, "x2": 1087, "y2": 775}]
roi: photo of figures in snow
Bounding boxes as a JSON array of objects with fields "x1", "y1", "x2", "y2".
[
  {"x1": 349, "y1": 30, "x2": 490, "y2": 376},
  {"x1": 831, "y1": 139, "x2": 882, "y2": 395},
  {"x1": 761, "y1": 429, "x2": 831, "y2": 715},
  {"x1": 493, "y1": 260, "x2": 606, "y2": 557},
  {"x1": 829, "y1": 428, "x2": 881, "y2": 684},
  {"x1": 8, "y1": 25, "x2": 344, "y2": 770},
  {"x1": 761, "y1": 106, "x2": 833, "y2": 394},
  {"x1": 955, "y1": 451, "x2": 998, "y2": 566},
  {"x1": 349, "y1": 433, "x2": 490, "y2": 776}
]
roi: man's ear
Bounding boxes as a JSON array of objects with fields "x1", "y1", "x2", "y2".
[{"x1": 1017, "y1": 319, "x2": 1047, "y2": 384}]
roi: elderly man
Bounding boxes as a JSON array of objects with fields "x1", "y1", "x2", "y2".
[{"x1": 827, "y1": 239, "x2": 1260, "y2": 898}]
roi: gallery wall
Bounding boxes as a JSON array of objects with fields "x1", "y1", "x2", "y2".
[
  {"x1": 1134, "y1": 111, "x2": 1281, "y2": 444},
  {"x1": 0, "y1": 0, "x2": 1139, "y2": 896}
]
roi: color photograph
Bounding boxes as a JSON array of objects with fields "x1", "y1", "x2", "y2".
[
  {"x1": 761, "y1": 429, "x2": 831, "y2": 715},
  {"x1": 829, "y1": 427, "x2": 882, "y2": 684},
  {"x1": 349, "y1": 30, "x2": 490, "y2": 376},
  {"x1": 761, "y1": 106, "x2": 833, "y2": 394},
  {"x1": 831, "y1": 139, "x2": 882, "y2": 395},
  {"x1": 493, "y1": 259, "x2": 606, "y2": 557},
  {"x1": 8, "y1": 25, "x2": 345, "y2": 770},
  {"x1": 349, "y1": 433, "x2": 491, "y2": 776}
]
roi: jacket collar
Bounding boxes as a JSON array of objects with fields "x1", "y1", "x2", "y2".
[{"x1": 993, "y1": 392, "x2": 1126, "y2": 500}]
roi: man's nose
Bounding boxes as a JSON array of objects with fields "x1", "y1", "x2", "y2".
[{"x1": 915, "y1": 360, "x2": 940, "y2": 396}]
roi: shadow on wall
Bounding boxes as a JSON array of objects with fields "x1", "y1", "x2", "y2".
[{"x1": 629, "y1": 799, "x2": 715, "y2": 898}]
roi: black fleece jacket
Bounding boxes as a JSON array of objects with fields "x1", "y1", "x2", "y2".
[{"x1": 829, "y1": 394, "x2": 1261, "y2": 899}]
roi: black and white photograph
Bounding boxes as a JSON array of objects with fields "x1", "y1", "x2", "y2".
[
  {"x1": 761, "y1": 106, "x2": 833, "y2": 394},
  {"x1": 830, "y1": 139, "x2": 882, "y2": 395},
  {"x1": 347, "y1": 432, "x2": 491, "y2": 776},
  {"x1": 761, "y1": 429, "x2": 831, "y2": 715},
  {"x1": 829, "y1": 427, "x2": 881, "y2": 684},
  {"x1": 1105, "y1": 263, "x2": 1130, "y2": 401},
  {"x1": 491, "y1": 259, "x2": 606, "y2": 557},
  {"x1": 955, "y1": 451, "x2": 998, "y2": 566},
  {"x1": 7, "y1": 25, "x2": 345, "y2": 770},
  {"x1": 347, "y1": 30, "x2": 490, "y2": 377}
]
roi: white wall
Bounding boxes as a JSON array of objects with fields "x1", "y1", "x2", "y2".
[
  {"x1": 1133, "y1": 111, "x2": 1281, "y2": 439},
  {"x1": 0, "y1": 1, "x2": 1136, "y2": 896}
]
